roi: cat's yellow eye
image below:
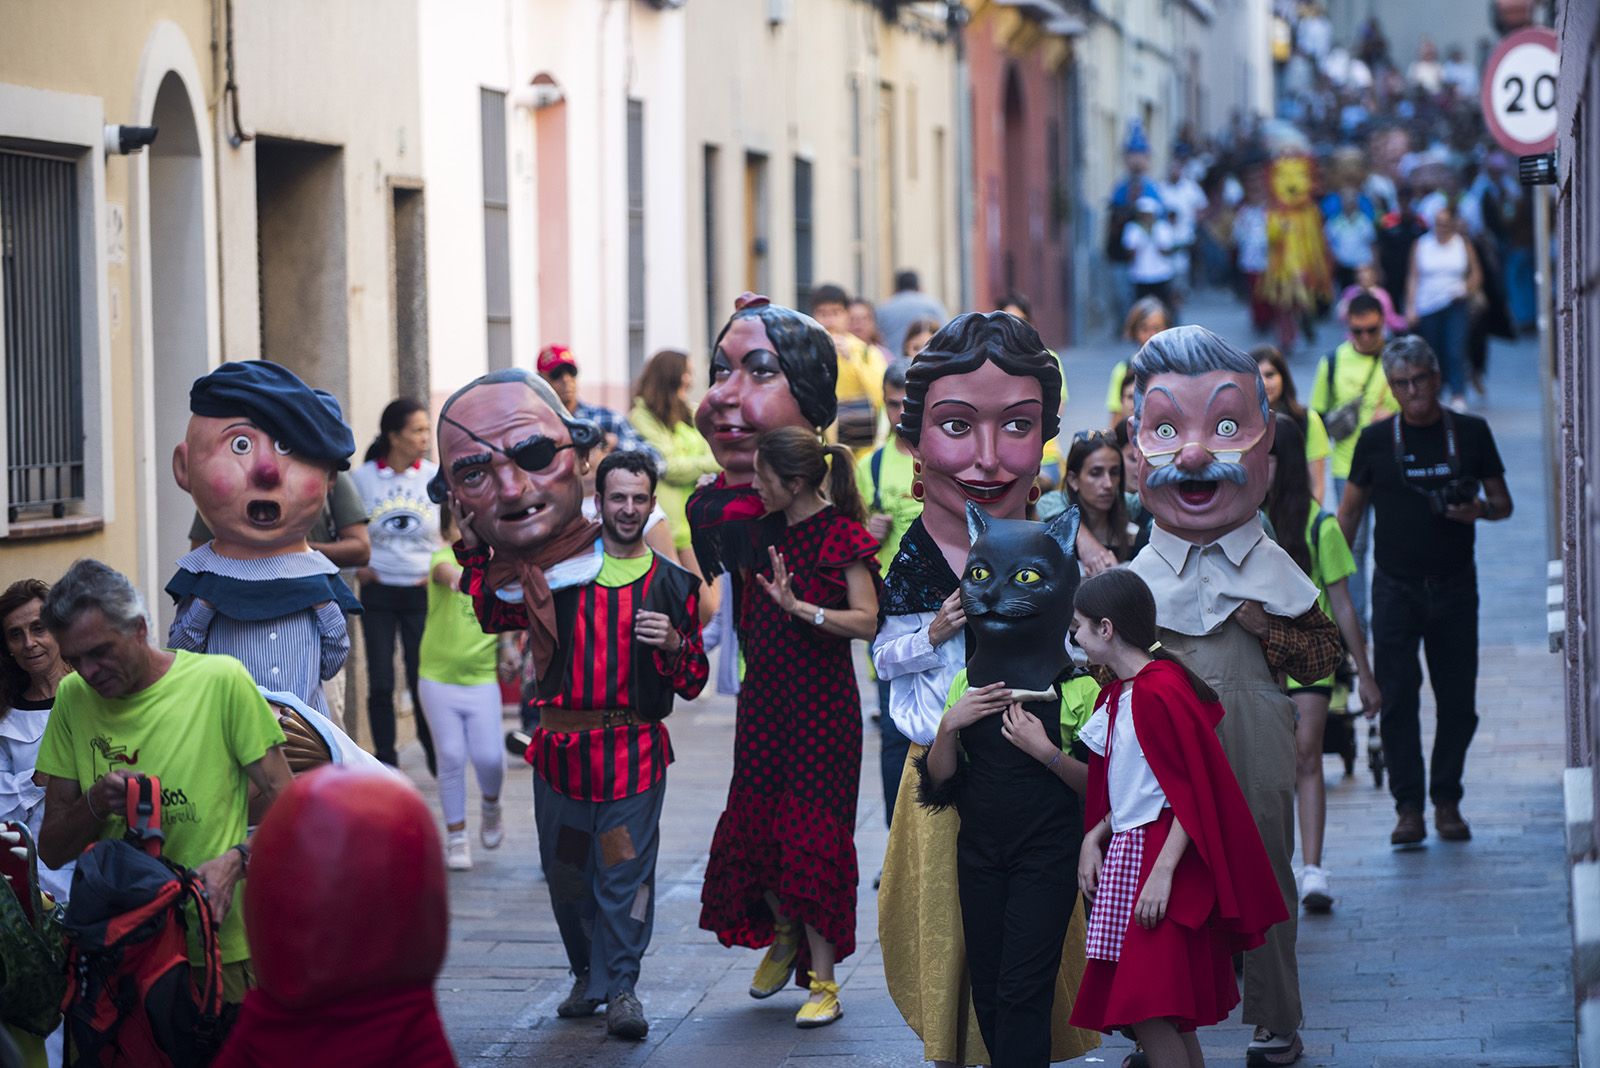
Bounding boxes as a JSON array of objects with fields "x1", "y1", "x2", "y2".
[
  {"x1": 1013, "y1": 568, "x2": 1042, "y2": 585},
  {"x1": 967, "y1": 565, "x2": 991, "y2": 581}
]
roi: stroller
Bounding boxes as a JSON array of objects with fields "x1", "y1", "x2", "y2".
[{"x1": 1321, "y1": 662, "x2": 1385, "y2": 788}]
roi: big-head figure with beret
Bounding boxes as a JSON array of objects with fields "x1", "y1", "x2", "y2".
[{"x1": 167, "y1": 360, "x2": 362, "y2": 716}]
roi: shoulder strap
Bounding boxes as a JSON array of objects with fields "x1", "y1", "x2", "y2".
[
  {"x1": 1320, "y1": 347, "x2": 1338, "y2": 408},
  {"x1": 123, "y1": 775, "x2": 164, "y2": 857},
  {"x1": 869, "y1": 447, "x2": 885, "y2": 513},
  {"x1": 1309, "y1": 509, "x2": 1335, "y2": 556}
]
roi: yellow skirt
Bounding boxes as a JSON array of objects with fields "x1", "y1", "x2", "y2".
[{"x1": 877, "y1": 744, "x2": 1101, "y2": 1065}]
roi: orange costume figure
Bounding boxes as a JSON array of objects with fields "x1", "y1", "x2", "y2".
[{"x1": 1260, "y1": 155, "x2": 1334, "y2": 352}]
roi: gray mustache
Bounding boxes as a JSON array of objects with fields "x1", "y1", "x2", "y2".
[{"x1": 1146, "y1": 462, "x2": 1249, "y2": 488}]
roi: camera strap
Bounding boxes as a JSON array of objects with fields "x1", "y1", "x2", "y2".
[{"x1": 1392, "y1": 409, "x2": 1459, "y2": 489}]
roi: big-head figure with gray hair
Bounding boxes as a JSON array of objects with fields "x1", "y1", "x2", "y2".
[{"x1": 1125, "y1": 324, "x2": 1341, "y2": 1061}]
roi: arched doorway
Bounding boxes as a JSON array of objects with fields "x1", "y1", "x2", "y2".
[
  {"x1": 145, "y1": 70, "x2": 209, "y2": 628},
  {"x1": 1001, "y1": 63, "x2": 1028, "y2": 301}
]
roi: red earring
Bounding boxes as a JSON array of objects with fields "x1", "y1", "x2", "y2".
[
  {"x1": 913, "y1": 460, "x2": 923, "y2": 476},
  {"x1": 911, "y1": 480, "x2": 925, "y2": 502},
  {"x1": 1027, "y1": 483, "x2": 1042, "y2": 504}
]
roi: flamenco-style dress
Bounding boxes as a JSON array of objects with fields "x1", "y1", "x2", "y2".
[{"x1": 698, "y1": 507, "x2": 879, "y2": 982}]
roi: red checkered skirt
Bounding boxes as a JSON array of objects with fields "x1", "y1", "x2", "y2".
[
  {"x1": 1070, "y1": 808, "x2": 1242, "y2": 1034},
  {"x1": 1084, "y1": 824, "x2": 1144, "y2": 962}
]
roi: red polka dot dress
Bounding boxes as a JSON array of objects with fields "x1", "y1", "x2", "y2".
[{"x1": 699, "y1": 506, "x2": 881, "y2": 981}]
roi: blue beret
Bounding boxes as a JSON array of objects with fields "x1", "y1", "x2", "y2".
[{"x1": 190, "y1": 361, "x2": 356, "y2": 470}]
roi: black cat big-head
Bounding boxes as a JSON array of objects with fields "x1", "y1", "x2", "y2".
[{"x1": 961, "y1": 502, "x2": 1082, "y2": 692}]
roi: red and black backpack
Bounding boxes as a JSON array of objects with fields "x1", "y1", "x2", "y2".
[{"x1": 60, "y1": 774, "x2": 226, "y2": 1067}]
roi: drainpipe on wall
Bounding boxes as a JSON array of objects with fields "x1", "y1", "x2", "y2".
[{"x1": 952, "y1": 2, "x2": 974, "y2": 311}]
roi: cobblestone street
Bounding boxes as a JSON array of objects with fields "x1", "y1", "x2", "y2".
[{"x1": 404, "y1": 293, "x2": 1575, "y2": 1067}]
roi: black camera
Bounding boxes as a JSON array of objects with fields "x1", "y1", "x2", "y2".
[{"x1": 1420, "y1": 477, "x2": 1480, "y2": 516}]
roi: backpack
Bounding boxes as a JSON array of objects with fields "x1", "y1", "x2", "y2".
[
  {"x1": 60, "y1": 775, "x2": 226, "y2": 1068},
  {"x1": 0, "y1": 820, "x2": 68, "y2": 1037},
  {"x1": 868, "y1": 446, "x2": 885, "y2": 514}
]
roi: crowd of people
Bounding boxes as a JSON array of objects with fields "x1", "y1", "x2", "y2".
[{"x1": 0, "y1": 22, "x2": 1526, "y2": 1056}]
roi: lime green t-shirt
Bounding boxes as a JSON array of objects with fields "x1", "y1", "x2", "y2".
[
  {"x1": 1288, "y1": 510, "x2": 1357, "y2": 689},
  {"x1": 1304, "y1": 408, "x2": 1331, "y2": 465},
  {"x1": 420, "y1": 547, "x2": 499, "y2": 686},
  {"x1": 1309, "y1": 343, "x2": 1397, "y2": 478},
  {"x1": 597, "y1": 551, "x2": 655, "y2": 588},
  {"x1": 1105, "y1": 359, "x2": 1130, "y2": 415},
  {"x1": 855, "y1": 444, "x2": 922, "y2": 569},
  {"x1": 35, "y1": 652, "x2": 286, "y2": 964},
  {"x1": 943, "y1": 668, "x2": 1101, "y2": 750}
]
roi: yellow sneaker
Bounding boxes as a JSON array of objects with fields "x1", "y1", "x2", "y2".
[
  {"x1": 748, "y1": 922, "x2": 800, "y2": 999},
  {"x1": 795, "y1": 972, "x2": 842, "y2": 1028}
]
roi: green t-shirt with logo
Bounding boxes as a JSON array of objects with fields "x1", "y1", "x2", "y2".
[
  {"x1": 855, "y1": 444, "x2": 922, "y2": 569},
  {"x1": 35, "y1": 651, "x2": 285, "y2": 964},
  {"x1": 420, "y1": 547, "x2": 499, "y2": 686}
]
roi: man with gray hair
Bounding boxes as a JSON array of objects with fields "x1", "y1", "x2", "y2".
[
  {"x1": 35, "y1": 559, "x2": 292, "y2": 1006},
  {"x1": 1126, "y1": 325, "x2": 1342, "y2": 1067},
  {"x1": 1338, "y1": 335, "x2": 1511, "y2": 847}
]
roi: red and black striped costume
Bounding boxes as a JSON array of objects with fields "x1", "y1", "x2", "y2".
[{"x1": 454, "y1": 544, "x2": 708, "y2": 801}]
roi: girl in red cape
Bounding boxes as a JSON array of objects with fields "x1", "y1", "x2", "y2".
[{"x1": 1067, "y1": 569, "x2": 1287, "y2": 1067}]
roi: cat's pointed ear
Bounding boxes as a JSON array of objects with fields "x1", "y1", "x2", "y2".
[
  {"x1": 1045, "y1": 504, "x2": 1081, "y2": 559},
  {"x1": 966, "y1": 501, "x2": 991, "y2": 546}
]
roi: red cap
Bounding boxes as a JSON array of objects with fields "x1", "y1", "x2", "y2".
[{"x1": 537, "y1": 344, "x2": 578, "y2": 376}]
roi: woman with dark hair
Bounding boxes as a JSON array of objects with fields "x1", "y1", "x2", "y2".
[
  {"x1": 902, "y1": 317, "x2": 943, "y2": 360},
  {"x1": 352, "y1": 397, "x2": 439, "y2": 771},
  {"x1": 631, "y1": 348, "x2": 720, "y2": 565},
  {"x1": 1039, "y1": 432, "x2": 1137, "y2": 570},
  {"x1": 1105, "y1": 297, "x2": 1171, "y2": 426},
  {"x1": 1253, "y1": 345, "x2": 1329, "y2": 501},
  {"x1": 1068, "y1": 568, "x2": 1286, "y2": 1066},
  {"x1": 1264, "y1": 415, "x2": 1378, "y2": 913},
  {"x1": 876, "y1": 312, "x2": 1096, "y2": 1066},
  {"x1": 1, "y1": 578, "x2": 74, "y2": 905},
  {"x1": 698, "y1": 426, "x2": 880, "y2": 1029}
]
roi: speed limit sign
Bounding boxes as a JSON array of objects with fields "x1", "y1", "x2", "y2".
[{"x1": 1481, "y1": 26, "x2": 1560, "y2": 155}]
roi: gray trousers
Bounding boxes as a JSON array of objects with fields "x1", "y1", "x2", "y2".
[{"x1": 533, "y1": 773, "x2": 665, "y2": 1001}]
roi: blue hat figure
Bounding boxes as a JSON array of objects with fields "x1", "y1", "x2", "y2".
[{"x1": 1125, "y1": 119, "x2": 1151, "y2": 156}]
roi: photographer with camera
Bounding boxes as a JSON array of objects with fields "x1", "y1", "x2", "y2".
[{"x1": 1337, "y1": 335, "x2": 1511, "y2": 847}]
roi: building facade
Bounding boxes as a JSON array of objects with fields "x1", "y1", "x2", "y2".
[
  {"x1": 684, "y1": 0, "x2": 962, "y2": 358},
  {"x1": 1554, "y1": 0, "x2": 1600, "y2": 1059}
]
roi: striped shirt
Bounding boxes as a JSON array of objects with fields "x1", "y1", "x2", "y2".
[
  {"x1": 526, "y1": 557, "x2": 707, "y2": 801},
  {"x1": 168, "y1": 546, "x2": 351, "y2": 715}
]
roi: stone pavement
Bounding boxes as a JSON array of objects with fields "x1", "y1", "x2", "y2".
[{"x1": 400, "y1": 292, "x2": 1575, "y2": 1066}]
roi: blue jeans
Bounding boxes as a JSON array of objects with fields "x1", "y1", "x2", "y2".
[
  {"x1": 1333, "y1": 476, "x2": 1370, "y2": 635},
  {"x1": 1415, "y1": 298, "x2": 1470, "y2": 399},
  {"x1": 877, "y1": 679, "x2": 911, "y2": 829}
]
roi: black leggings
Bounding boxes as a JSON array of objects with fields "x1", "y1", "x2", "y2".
[{"x1": 360, "y1": 582, "x2": 435, "y2": 770}]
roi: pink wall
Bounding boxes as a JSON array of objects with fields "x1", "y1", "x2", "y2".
[{"x1": 968, "y1": 16, "x2": 1074, "y2": 345}]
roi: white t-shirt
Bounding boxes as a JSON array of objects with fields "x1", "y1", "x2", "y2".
[
  {"x1": 350, "y1": 459, "x2": 441, "y2": 585},
  {"x1": 1078, "y1": 685, "x2": 1169, "y2": 833},
  {"x1": 1412, "y1": 232, "x2": 1470, "y2": 317},
  {"x1": 1123, "y1": 220, "x2": 1177, "y2": 284},
  {"x1": 873, "y1": 610, "x2": 966, "y2": 746}
]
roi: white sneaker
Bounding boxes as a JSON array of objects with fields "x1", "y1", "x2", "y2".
[
  {"x1": 481, "y1": 801, "x2": 504, "y2": 850},
  {"x1": 446, "y1": 831, "x2": 472, "y2": 871},
  {"x1": 1300, "y1": 865, "x2": 1333, "y2": 912}
]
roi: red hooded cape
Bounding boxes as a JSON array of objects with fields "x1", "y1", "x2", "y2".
[{"x1": 1086, "y1": 659, "x2": 1287, "y2": 954}]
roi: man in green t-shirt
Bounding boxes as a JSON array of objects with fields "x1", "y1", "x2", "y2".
[
  {"x1": 35, "y1": 560, "x2": 291, "y2": 1005},
  {"x1": 855, "y1": 361, "x2": 922, "y2": 830},
  {"x1": 1309, "y1": 293, "x2": 1396, "y2": 631}
]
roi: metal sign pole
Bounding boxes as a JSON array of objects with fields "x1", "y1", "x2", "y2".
[{"x1": 1534, "y1": 181, "x2": 1557, "y2": 566}]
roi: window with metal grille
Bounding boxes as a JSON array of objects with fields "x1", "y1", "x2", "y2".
[
  {"x1": 1, "y1": 149, "x2": 85, "y2": 522},
  {"x1": 627, "y1": 98, "x2": 646, "y2": 379},
  {"x1": 481, "y1": 88, "x2": 512, "y2": 369},
  {"x1": 794, "y1": 157, "x2": 814, "y2": 312}
]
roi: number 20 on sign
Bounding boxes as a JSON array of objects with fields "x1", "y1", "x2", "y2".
[{"x1": 1481, "y1": 26, "x2": 1560, "y2": 156}]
